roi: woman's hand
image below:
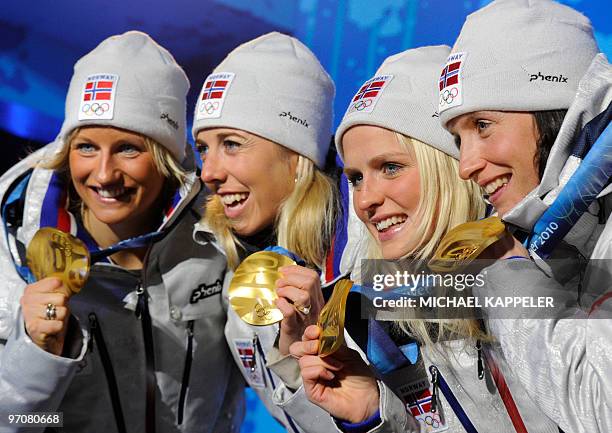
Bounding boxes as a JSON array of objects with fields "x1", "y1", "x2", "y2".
[
  {"x1": 20, "y1": 277, "x2": 72, "y2": 356},
  {"x1": 290, "y1": 325, "x2": 380, "y2": 424},
  {"x1": 275, "y1": 265, "x2": 324, "y2": 355}
]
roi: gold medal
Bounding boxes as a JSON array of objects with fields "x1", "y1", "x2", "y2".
[
  {"x1": 26, "y1": 227, "x2": 90, "y2": 294},
  {"x1": 428, "y1": 216, "x2": 507, "y2": 273},
  {"x1": 317, "y1": 279, "x2": 353, "y2": 357},
  {"x1": 228, "y1": 251, "x2": 295, "y2": 326}
]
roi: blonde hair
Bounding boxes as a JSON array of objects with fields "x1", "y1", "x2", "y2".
[
  {"x1": 42, "y1": 126, "x2": 188, "y2": 188},
  {"x1": 364, "y1": 133, "x2": 489, "y2": 345},
  {"x1": 204, "y1": 152, "x2": 338, "y2": 270}
]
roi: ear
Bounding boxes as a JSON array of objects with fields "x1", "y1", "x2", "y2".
[{"x1": 288, "y1": 152, "x2": 300, "y2": 178}]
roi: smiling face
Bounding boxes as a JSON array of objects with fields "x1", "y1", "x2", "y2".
[
  {"x1": 343, "y1": 125, "x2": 422, "y2": 260},
  {"x1": 197, "y1": 128, "x2": 298, "y2": 237},
  {"x1": 447, "y1": 111, "x2": 540, "y2": 217},
  {"x1": 68, "y1": 126, "x2": 166, "y2": 235}
]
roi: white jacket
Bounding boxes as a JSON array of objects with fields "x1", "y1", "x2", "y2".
[
  {"x1": 344, "y1": 53, "x2": 612, "y2": 433},
  {"x1": 473, "y1": 54, "x2": 612, "y2": 433},
  {"x1": 192, "y1": 220, "x2": 368, "y2": 433}
]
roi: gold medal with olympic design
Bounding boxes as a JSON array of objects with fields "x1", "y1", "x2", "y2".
[
  {"x1": 228, "y1": 251, "x2": 295, "y2": 326},
  {"x1": 26, "y1": 227, "x2": 90, "y2": 294}
]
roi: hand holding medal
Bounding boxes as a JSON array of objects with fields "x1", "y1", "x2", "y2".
[{"x1": 21, "y1": 227, "x2": 90, "y2": 355}]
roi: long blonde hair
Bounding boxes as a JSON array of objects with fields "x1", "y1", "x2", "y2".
[
  {"x1": 204, "y1": 152, "x2": 338, "y2": 270},
  {"x1": 365, "y1": 133, "x2": 489, "y2": 345}
]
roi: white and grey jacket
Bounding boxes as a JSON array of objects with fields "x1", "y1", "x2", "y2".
[
  {"x1": 362, "y1": 54, "x2": 612, "y2": 433},
  {"x1": 0, "y1": 142, "x2": 245, "y2": 433},
  {"x1": 192, "y1": 219, "x2": 371, "y2": 433},
  {"x1": 472, "y1": 54, "x2": 612, "y2": 433}
]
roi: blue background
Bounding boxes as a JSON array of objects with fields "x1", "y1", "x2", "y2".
[{"x1": 1, "y1": 1, "x2": 610, "y2": 431}]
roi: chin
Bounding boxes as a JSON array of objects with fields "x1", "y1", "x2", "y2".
[
  {"x1": 230, "y1": 221, "x2": 258, "y2": 237},
  {"x1": 89, "y1": 208, "x2": 134, "y2": 226},
  {"x1": 380, "y1": 243, "x2": 404, "y2": 260}
]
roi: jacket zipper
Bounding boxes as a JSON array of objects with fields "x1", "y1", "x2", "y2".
[
  {"x1": 135, "y1": 281, "x2": 157, "y2": 433},
  {"x1": 476, "y1": 340, "x2": 485, "y2": 380},
  {"x1": 429, "y1": 365, "x2": 479, "y2": 433},
  {"x1": 89, "y1": 312, "x2": 127, "y2": 433},
  {"x1": 177, "y1": 320, "x2": 194, "y2": 425}
]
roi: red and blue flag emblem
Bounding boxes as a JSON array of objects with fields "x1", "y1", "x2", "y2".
[
  {"x1": 345, "y1": 74, "x2": 394, "y2": 116},
  {"x1": 196, "y1": 72, "x2": 235, "y2": 120},
  {"x1": 201, "y1": 79, "x2": 230, "y2": 100},
  {"x1": 439, "y1": 61, "x2": 461, "y2": 91},
  {"x1": 83, "y1": 80, "x2": 114, "y2": 101},
  {"x1": 408, "y1": 388, "x2": 433, "y2": 417},
  {"x1": 79, "y1": 73, "x2": 118, "y2": 120},
  {"x1": 438, "y1": 52, "x2": 466, "y2": 113}
]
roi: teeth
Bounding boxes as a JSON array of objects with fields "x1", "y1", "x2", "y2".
[
  {"x1": 97, "y1": 186, "x2": 125, "y2": 198},
  {"x1": 484, "y1": 176, "x2": 509, "y2": 195},
  {"x1": 375, "y1": 215, "x2": 407, "y2": 231},
  {"x1": 221, "y1": 193, "x2": 248, "y2": 205}
]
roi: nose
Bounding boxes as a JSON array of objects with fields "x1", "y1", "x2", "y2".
[
  {"x1": 355, "y1": 177, "x2": 384, "y2": 214},
  {"x1": 458, "y1": 138, "x2": 486, "y2": 181},
  {"x1": 93, "y1": 152, "x2": 121, "y2": 184},
  {"x1": 200, "y1": 148, "x2": 227, "y2": 188}
]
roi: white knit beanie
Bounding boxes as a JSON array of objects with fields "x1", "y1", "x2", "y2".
[
  {"x1": 439, "y1": 0, "x2": 599, "y2": 127},
  {"x1": 335, "y1": 45, "x2": 458, "y2": 160},
  {"x1": 57, "y1": 31, "x2": 189, "y2": 162},
  {"x1": 192, "y1": 32, "x2": 335, "y2": 168}
]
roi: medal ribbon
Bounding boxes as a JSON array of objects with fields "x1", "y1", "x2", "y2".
[{"x1": 526, "y1": 103, "x2": 612, "y2": 258}]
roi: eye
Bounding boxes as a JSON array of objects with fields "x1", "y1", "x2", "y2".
[
  {"x1": 453, "y1": 135, "x2": 461, "y2": 149},
  {"x1": 196, "y1": 143, "x2": 208, "y2": 158},
  {"x1": 476, "y1": 119, "x2": 492, "y2": 133},
  {"x1": 118, "y1": 143, "x2": 141, "y2": 156},
  {"x1": 382, "y1": 163, "x2": 402, "y2": 176},
  {"x1": 346, "y1": 173, "x2": 363, "y2": 187},
  {"x1": 223, "y1": 140, "x2": 241, "y2": 151},
  {"x1": 74, "y1": 142, "x2": 96, "y2": 154}
]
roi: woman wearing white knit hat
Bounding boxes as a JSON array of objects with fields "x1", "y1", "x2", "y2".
[
  {"x1": 290, "y1": 45, "x2": 568, "y2": 433},
  {"x1": 0, "y1": 31, "x2": 244, "y2": 432},
  {"x1": 440, "y1": 0, "x2": 611, "y2": 432},
  {"x1": 192, "y1": 32, "x2": 345, "y2": 432}
]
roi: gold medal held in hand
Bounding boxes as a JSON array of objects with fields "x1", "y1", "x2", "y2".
[
  {"x1": 26, "y1": 227, "x2": 90, "y2": 294},
  {"x1": 428, "y1": 216, "x2": 507, "y2": 273},
  {"x1": 228, "y1": 251, "x2": 295, "y2": 326},
  {"x1": 317, "y1": 279, "x2": 353, "y2": 357}
]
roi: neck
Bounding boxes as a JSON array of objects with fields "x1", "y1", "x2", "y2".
[
  {"x1": 238, "y1": 225, "x2": 276, "y2": 254},
  {"x1": 82, "y1": 209, "x2": 161, "y2": 269}
]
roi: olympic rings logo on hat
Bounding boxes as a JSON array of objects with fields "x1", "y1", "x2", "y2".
[
  {"x1": 353, "y1": 99, "x2": 374, "y2": 111},
  {"x1": 199, "y1": 101, "x2": 220, "y2": 115},
  {"x1": 81, "y1": 103, "x2": 110, "y2": 116},
  {"x1": 439, "y1": 88, "x2": 459, "y2": 106}
]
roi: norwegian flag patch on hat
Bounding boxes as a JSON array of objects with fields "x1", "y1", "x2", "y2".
[
  {"x1": 196, "y1": 72, "x2": 235, "y2": 120},
  {"x1": 438, "y1": 52, "x2": 466, "y2": 113},
  {"x1": 345, "y1": 74, "x2": 394, "y2": 116},
  {"x1": 78, "y1": 73, "x2": 118, "y2": 121}
]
